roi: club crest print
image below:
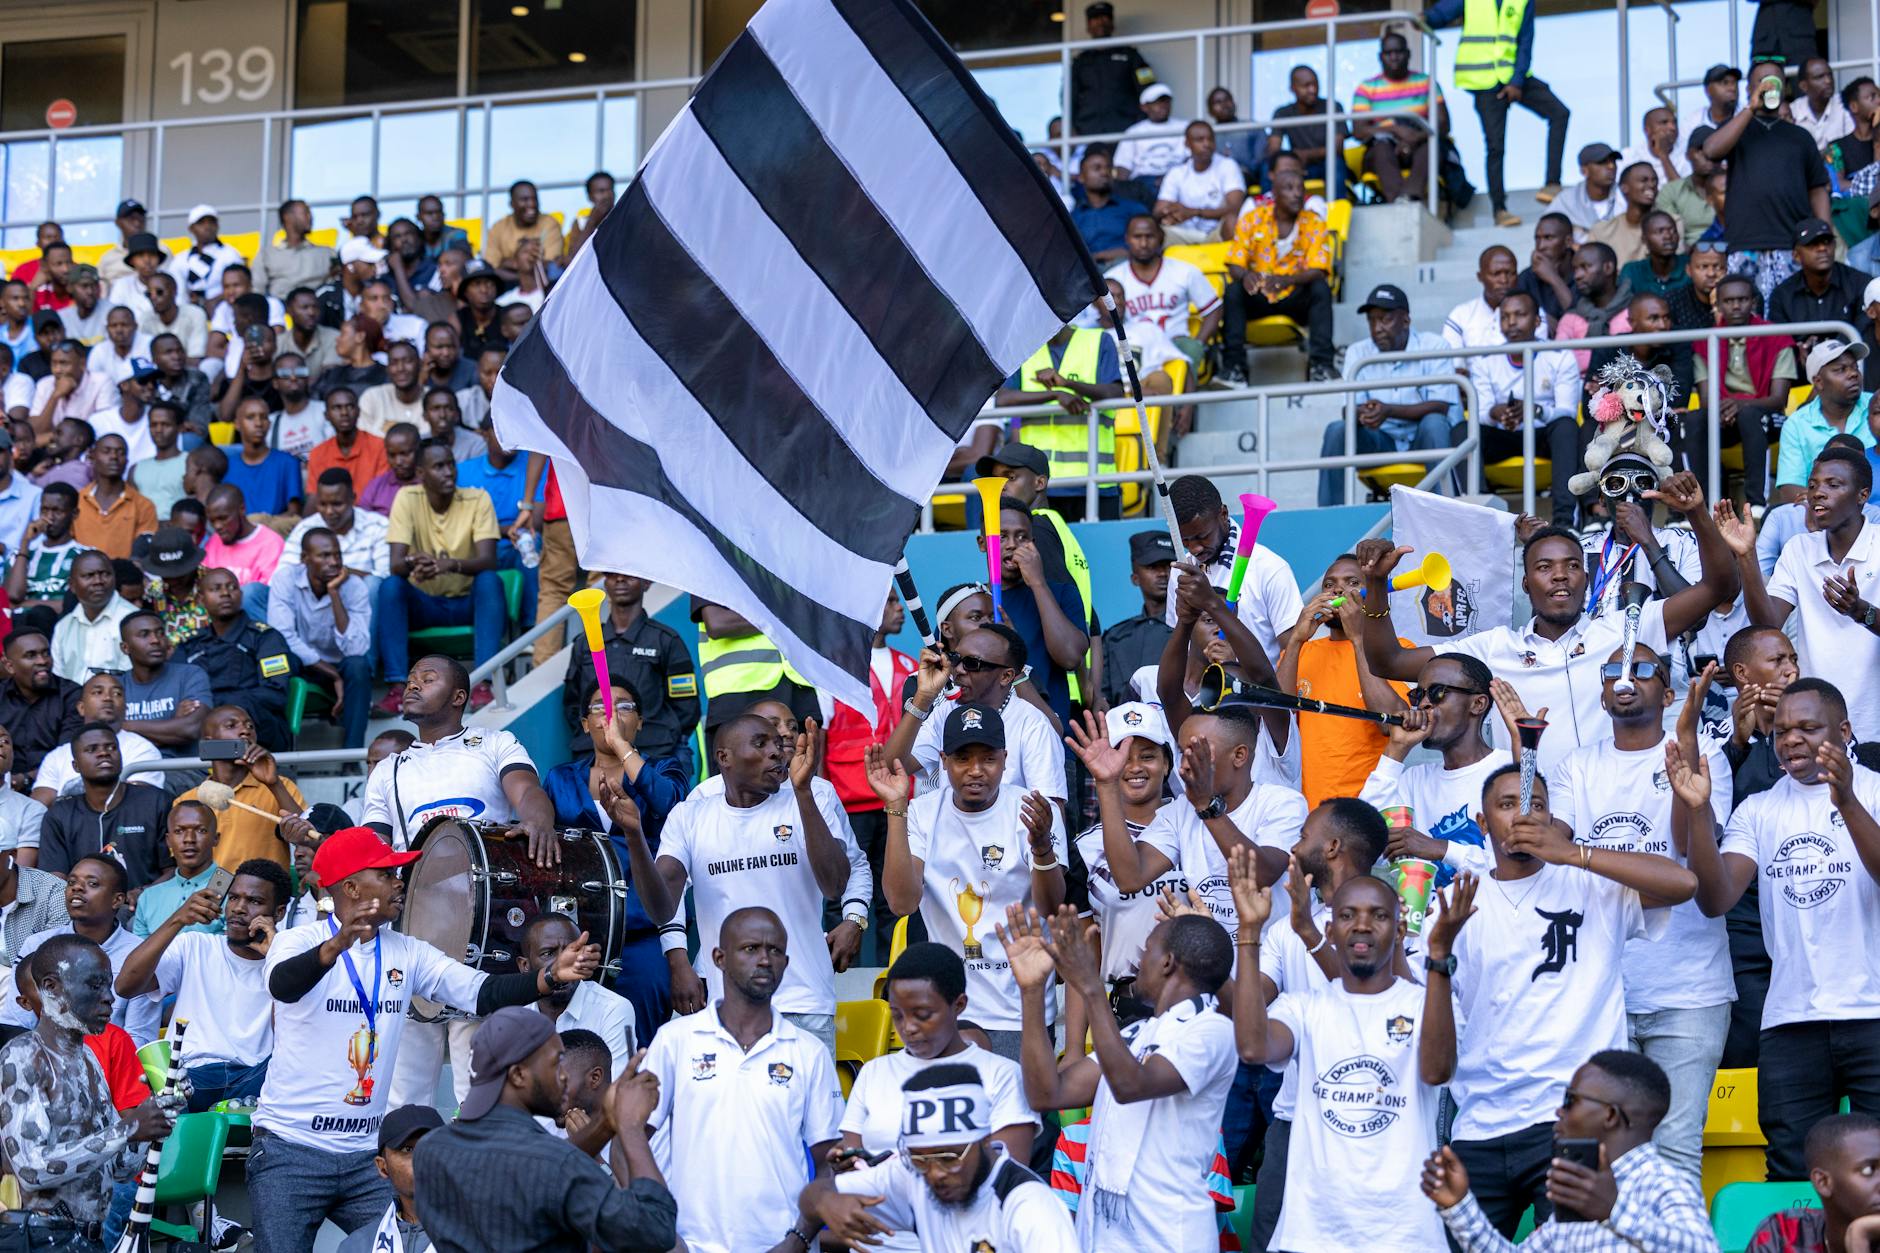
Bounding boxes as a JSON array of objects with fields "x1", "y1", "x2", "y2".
[
  {"x1": 773, "y1": 823, "x2": 794, "y2": 843},
  {"x1": 385, "y1": 968, "x2": 404, "y2": 987},
  {"x1": 980, "y1": 844, "x2": 1005, "y2": 870},
  {"x1": 1313, "y1": 1056, "x2": 1406, "y2": 1137},
  {"x1": 1768, "y1": 832, "x2": 1848, "y2": 909},
  {"x1": 767, "y1": 1062, "x2": 793, "y2": 1086},
  {"x1": 1386, "y1": 1014, "x2": 1414, "y2": 1045},
  {"x1": 1121, "y1": 708, "x2": 1143, "y2": 727},
  {"x1": 691, "y1": 1052, "x2": 717, "y2": 1081},
  {"x1": 961, "y1": 707, "x2": 986, "y2": 732}
]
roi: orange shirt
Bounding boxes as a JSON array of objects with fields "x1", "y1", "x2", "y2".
[
  {"x1": 1294, "y1": 635, "x2": 1410, "y2": 808},
  {"x1": 72, "y1": 482, "x2": 157, "y2": 559},
  {"x1": 305, "y1": 431, "x2": 388, "y2": 498}
]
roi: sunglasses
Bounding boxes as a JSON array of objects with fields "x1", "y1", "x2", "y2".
[
  {"x1": 1600, "y1": 469, "x2": 1658, "y2": 497},
  {"x1": 1599, "y1": 661, "x2": 1661, "y2": 681},
  {"x1": 902, "y1": 1147, "x2": 973, "y2": 1169},
  {"x1": 944, "y1": 650, "x2": 1002, "y2": 674},
  {"x1": 1561, "y1": 1089, "x2": 1632, "y2": 1127},
  {"x1": 1407, "y1": 683, "x2": 1485, "y2": 707},
  {"x1": 1690, "y1": 240, "x2": 1728, "y2": 254},
  {"x1": 277, "y1": 366, "x2": 310, "y2": 378}
]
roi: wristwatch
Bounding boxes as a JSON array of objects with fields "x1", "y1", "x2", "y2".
[
  {"x1": 1424, "y1": 953, "x2": 1458, "y2": 977},
  {"x1": 1863, "y1": 603, "x2": 1877, "y2": 629},
  {"x1": 904, "y1": 698, "x2": 932, "y2": 722},
  {"x1": 1194, "y1": 796, "x2": 1226, "y2": 820},
  {"x1": 843, "y1": 909, "x2": 870, "y2": 931}
]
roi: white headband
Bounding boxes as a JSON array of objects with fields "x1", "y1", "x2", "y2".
[
  {"x1": 936, "y1": 584, "x2": 991, "y2": 627},
  {"x1": 899, "y1": 1081, "x2": 991, "y2": 1150}
]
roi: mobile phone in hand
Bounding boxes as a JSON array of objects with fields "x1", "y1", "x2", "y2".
[
  {"x1": 205, "y1": 867, "x2": 236, "y2": 900},
  {"x1": 1551, "y1": 1138, "x2": 1602, "y2": 1223},
  {"x1": 199, "y1": 739, "x2": 244, "y2": 761}
]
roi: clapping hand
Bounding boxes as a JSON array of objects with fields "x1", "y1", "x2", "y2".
[
  {"x1": 1714, "y1": 501, "x2": 1756, "y2": 557},
  {"x1": 1038, "y1": 903, "x2": 1104, "y2": 999},
  {"x1": 1665, "y1": 738, "x2": 1712, "y2": 810},
  {"x1": 1155, "y1": 884, "x2": 1212, "y2": 921},
  {"x1": 993, "y1": 903, "x2": 1057, "y2": 991},
  {"x1": 1824, "y1": 564, "x2": 1871, "y2": 620},
  {"x1": 1422, "y1": 872, "x2": 1478, "y2": 959},
  {"x1": 1020, "y1": 791, "x2": 1056, "y2": 861},
  {"x1": 1065, "y1": 710, "x2": 1127, "y2": 783},
  {"x1": 1179, "y1": 734, "x2": 1217, "y2": 805},
  {"x1": 1227, "y1": 843, "x2": 1271, "y2": 930},
  {"x1": 863, "y1": 745, "x2": 911, "y2": 807},
  {"x1": 789, "y1": 718, "x2": 824, "y2": 793},
  {"x1": 1489, "y1": 680, "x2": 1544, "y2": 751}
]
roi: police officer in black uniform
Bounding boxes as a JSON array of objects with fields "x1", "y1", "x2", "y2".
[
  {"x1": 1097, "y1": 530, "x2": 1176, "y2": 708},
  {"x1": 1071, "y1": 2, "x2": 1158, "y2": 142},
  {"x1": 559, "y1": 572, "x2": 702, "y2": 771},
  {"x1": 175, "y1": 566, "x2": 298, "y2": 750}
]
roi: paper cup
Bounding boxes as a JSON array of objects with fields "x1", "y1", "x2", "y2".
[
  {"x1": 1391, "y1": 858, "x2": 1439, "y2": 936},
  {"x1": 1378, "y1": 805, "x2": 1415, "y2": 830},
  {"x1": 137, "y1": 1038, "x2": 171, "y2": 1093}
]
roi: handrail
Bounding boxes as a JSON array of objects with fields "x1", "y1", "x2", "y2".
[
  {"x1": 155, "y1": 748, "x2": 366, "y2": 774},
  {"x1": 471, "y1": 601, "x2": 579, "y2": 711},
  {"x1": 1364, "y1": 320, "x2": 1862, "y2": 516},
  {"x1": 1654, "y1": 55, "x2": 1880, "y2": 113},
  {"x1": 1615, "y1": 0, "x2": 1680, "y2": 138}
]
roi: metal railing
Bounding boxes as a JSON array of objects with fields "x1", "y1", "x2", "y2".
[
  {"x1": 1654, "y1": 53, "x2": 1880, "y2": 114},
  {"x1": 1363, "y1": 319, "x2": 1861, "y2": 515},
  {"x1": 154, "y1": 748, "x2": 366, "y2": 774},
  {"x1": 971, "y1": 12, "x2": 1445, "y2": 216},
  {"x1": 1617, "y1": 0, "x2": 1682, "y2": 138},
  {"x1": 939, "y1": 372, "x2": 1478, "y2": 523},
  {"x1": 470, "y1": 601, "x2": 579, "y2": 711}
]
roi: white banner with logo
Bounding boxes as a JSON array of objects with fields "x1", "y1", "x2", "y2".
[{"x1": 1386, "y1": 487, "x2": 1517, "y2": 645}]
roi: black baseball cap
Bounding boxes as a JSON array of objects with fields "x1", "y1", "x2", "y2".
[
  {"x1": 1358, "y1": 283, "x2": 1410, "y2": 314},
  {"x1": 114, "y1": 199, "x2": 146, "y2": 218},
  {"x1": 1129, "y1": 530, "x2": 1177, "y2": 566},
  {"x1": 1703, "y1": 64, "x2": 1741, "y2": 85},
  {"x1": 378, "y1": 1104, "x2": 443, "y2": 1153},
  {"x1": 943, "y1": 703, "x2": 1006, "y2": 754},
  {"x1": 1794, "y1": 217, "x2": 1836, "y2": 246},
  {"x1": 460, "y1": 1007, "x2": 557, "y2": 1120},
  {"x1": 1086, "y1": 1, "x2": 1114, "y2": 15},
  {"x1": 1578, "y1": 143, "x2": 1621, "y2": 165},
  {"x1": 974, "y1": 441, "x2": 1048, "y2": 479}
]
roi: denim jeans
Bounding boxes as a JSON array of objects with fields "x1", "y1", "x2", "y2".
[
  {"x1": 242, "y1": 581, "x2": 271, "y2": 623},
  {"x1": 247, "y1": 1128, "x2": 393, "y2": 1253},
  {"x1": 1627, "y1": 1003, "x2": 1730, "y2": 1182},
  {"x1": 375, "y1": 569, "x2": 506, "y2": 682},
  {"x1": 1318, "y1": 413, "x2": 1456, "y2": 506},
  {"x1": 184, "y1": 1058, "x2": 270, "y2": 1113}
]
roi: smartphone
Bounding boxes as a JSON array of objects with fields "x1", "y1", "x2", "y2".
[
  {"x1": 243, "y1": 323, "x2": 267, "y2": 347},
  {"x1": 205, "y1": 866, "x2": 236, "y2": 900},
  {"x1": 199, "y1": 739, "x2": 244, "y2": 761},
  {"x1": 1551, "y1": 1138, "x2": 1602, "y2": 1222},
  {"x1": 1691, "y1": 653, "x2": 1719, "y2": 676}
]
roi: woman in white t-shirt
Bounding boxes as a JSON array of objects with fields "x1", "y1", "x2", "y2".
[
  {"x1": 836, "y1": 942, "x2": 1038, "y2": 1253},
  {"x1": 1064, "y1": 703, "x2": 1184, "y2": 1052}
]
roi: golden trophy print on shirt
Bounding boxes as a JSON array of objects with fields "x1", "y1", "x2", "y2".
[
  {"x1": 345, "y1": 1025, "x2": 379, "y2": 1106},
  {"x1": 951, "y1": 877, "x2": 990, "y2": 959}
]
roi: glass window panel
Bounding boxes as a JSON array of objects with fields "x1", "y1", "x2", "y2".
[
  {"x1": 51, "y1": 136, "x2": 121, "y2": 223},
  {"x1": 296, "y1": 0, "x2": 459, "y2": 108},
  {"x1": 601, "y1": 97, "x2": 637, "y2": 179},
  {"x1": 487, "y1": 100, "x2": 596, "y2": 191},
  {"x1": 290, "y1": 117, "x2": 373, "y2": 207},
  {"x1": 972, "y1": 63, "x2": 1063, "y2": 144},
  {"x1": 376, "y1": 109, "x2": 464, "y2": 199},
  {"x1": 3, "y1": 142, "x2": 49, "y2": 229},
  {"x1": 471, "y1": 0, "x2": 637, "y2": 96}
]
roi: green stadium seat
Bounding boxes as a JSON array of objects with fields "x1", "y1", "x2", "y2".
[
  {"x1": 1711, "y1": 1181, "x2": 1820, "y2": 1253},
  {"x1": 407, "y1": 567, "x2": 526, "y2": 659},
  {"x1": 149, "y1": 1111, "x2": 231, "y2": 1243}
]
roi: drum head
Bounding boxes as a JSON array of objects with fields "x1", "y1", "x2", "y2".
[{"x1": 403, "y1": 821, "x2": 478, "y2": 964}]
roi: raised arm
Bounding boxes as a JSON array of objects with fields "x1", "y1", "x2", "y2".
[
  {"x1": 117, "y1": 890, "x2": 221, "y2": 996},
  {"x1": 1505, "y1": 811, "x2": 1697, "y2": 907},
  {"x1": 866, "y1": 747, "x2": 924, "y2": 917},
  {"x1": 1066, "y1": 712, "x2": 1176, "y2": 893},
  {"x1": 1042, "y1": 903, "x2": 1193, "y2": 1104},
  {"x1": 1417, "y1": 874, "x2": 1475, "y2": 1086},
  {"x1": 1225, "y1": 850, "x2": 1294, "y2": 1065},
  {"x1": 1665, "y1": 733, "x2": 1754, "y2": 916},
  {"x1": 1000, "y1": 905, "x2": 1101, "y2": 1111},
  {"x1": 882, "y1": 645, "x2": 949, "y2": 778},
  {"x1": 1352, "y1": 539, "x2": 1436, "y2": 682},
  {"x1": 1642, "y1": 472, "x2": 1739, "y2": 638},
  {"x1": 789, "y1": 721, "x2": 849, "y2": 899},
  {"x1": 1716, "y1": 500, "x2": 1795, "y2": 627}
]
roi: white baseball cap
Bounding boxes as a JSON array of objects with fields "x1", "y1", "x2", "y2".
[
  {"x1": 1139, "y1": 83, "x2": 1174, "y2": 105},
  {"x1": 1804, "y1": 338, "x2": 1870, "y2": 381},
  {"x1": 1863, "y1": 276, "x2": 1880, "y2": 309},
  {"x1": 339, "y1": 236, "x2": 387, "y2": 266},
  {"x1": 1105, "y1": 702, "x2": 1175, "y2": 753},
  {"x1": 186, "y1": 203, "x2": 218, "y2": 227}
]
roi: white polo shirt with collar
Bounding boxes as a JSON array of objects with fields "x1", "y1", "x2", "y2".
[
  {"x1": 553, "y1": 977, "x2": 637, "y2": 1073},
  {"x1": 1765, "y1": 519, "x2": 1880, "y2": 742},
  {"x1": 644, "y1": 1006, "x2": 843, "y2": 1253},
  {"x1": 1441, "y1": 600, "x2": 1671, "y2": 776}
]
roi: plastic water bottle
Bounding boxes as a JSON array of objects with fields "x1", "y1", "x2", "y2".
[{"x1": 515, "y1": 529, "x2": 541, "y2": 569}]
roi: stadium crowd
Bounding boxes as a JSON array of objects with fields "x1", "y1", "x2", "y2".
[{"x1": 0, "y1": 3, "x2": 1877, "y2": 1252}]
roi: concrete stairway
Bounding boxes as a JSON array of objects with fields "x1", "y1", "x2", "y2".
[{"x1": 1174, "y1": 188, "x2": 1552, "y2": 509}]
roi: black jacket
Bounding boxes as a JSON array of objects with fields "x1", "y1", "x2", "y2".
[
  {"x1": 560, "y1": 612, "x2": 700, "y2": 766},
  {"x1": 176, "y1": 619, "x2": 298, "y2": 750},
  {"x1": 0, "y1": 678, "x2": 82, "y2": 774}
]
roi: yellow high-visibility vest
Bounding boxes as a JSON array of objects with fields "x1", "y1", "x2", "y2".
[
  {"x1": 1454, "y1": 0, "x2": 1527, "y2": 91},
  {"x1": 1019, "y1": 329, "x2": 1115, "y2": 481}
]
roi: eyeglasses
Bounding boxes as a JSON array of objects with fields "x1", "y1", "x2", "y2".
[
  {"x1": 587, "y1": 700, "x2": 638, "y2": 714},
  {"x1": 1599, "y1": 661, "x2": 1661, "y2": 681},
  {"x1": 901, "y1": 1147, "x2": 973, "y2": 1169},
  {"x1": 944, "y1": 650, "x2": 1002, "y2": 674},
  {"x1": 1407, "y1": 683, "x2": 1485, "y2": 707},
  {"x1": 1561, "y1": 1089, "x2": 1632, "y2": 1127}
]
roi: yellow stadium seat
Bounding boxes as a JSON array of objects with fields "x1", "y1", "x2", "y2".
[
  {"x1": 208, "y1": 421, "x2": 235, "y2": 447},
  {"x1": 0, "y1": 248, "x2": 35, "y2": 274},
  {"x1": 220, "y1": 231, "x2": 261, "y2": 262},
  {"x1": 1359, "y1": 463, "x2": 1427, "y2": 499},
  {"x1": 1117, "y1": 358, "x2": 1180, "y2": 516},
  {"x1": 272, "y1": 228, "x2": 339, "y2": 248},
  {"x1": 1701, "y1": 1067, "x2": 1767, "y2": 1204},
  {"x1": 1164, "y1": 241, "x2": 1231, "y2": 277},
  {"x1": 448, "y1": 218, "x2": 484, "y2": 255},
  {"x1": 835, "y1": 999, "x2": 893, "y2": 1094},
  {"x1": 71, "y1": 243, "x2": 111, "y2": 266},
  {"x1": 1248, "y1": 316, "x2": 1304, "y2": 349},
  {"x1": 1483, "y1": 456, "x2": 1550, "y2": 493},
  {"x1": 1785, "y1": 384, "x2": 1812, "y2": 414}
]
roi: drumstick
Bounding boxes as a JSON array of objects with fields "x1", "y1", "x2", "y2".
[{"x1": 195, "y1": 779, "x2": 283, "y2": 826}]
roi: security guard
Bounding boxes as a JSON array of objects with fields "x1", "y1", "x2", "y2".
[
  {"x1": 1070, "y1": 2, "x2": 1157, "y2": 141},
  {"x1": 1098, "y1": 530, "x2": 1177, "y2": 708},
  {"x1": 992, "y1": 324, "x2": 1125, "y2": 522},
  {"x1": 559, "y1": 572, "x2": 701, "y2": 769},
  {"x1": 1426, "y1": 0, "x2": 1572, "y2": 227},
  {"x1": 175, "y1": 565, "x2": 298, "y2": 750},
  {"x1": 976, "y1": 442, "x2": 1097, "y2": 704},
  {"x1": 692, "y1": 596, "x2": 820, "y2": 735}
]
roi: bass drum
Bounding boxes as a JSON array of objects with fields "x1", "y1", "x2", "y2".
[{"x1": 397, "y1": 816, "x2": 628, "y2": 1022}]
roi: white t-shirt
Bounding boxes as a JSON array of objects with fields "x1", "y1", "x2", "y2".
[
  {"x1": 1103, "y1": 257, "x2": 1221, "y2": 338},
  {"x1": 86, "y1": 336, "x2": 152, "y2": 383},
  {"x1": 1269, "y1": 977, "x2": 1445, "y2": 1252},
  {"x1": 835, "y1": 1143, "x2": 1077, "y2": 1253},
  {"x1": 906, "y1": 784, "x2": 1067, "y2": 1031},
  {"x1": 841, "y1": 1043, "x2": 1035, "y2": 1153},
  {"x1": 9, "y1": 924, "x2": 161, "y2": 1044},
  {"x1": 1358, "y1": 750, "x2": 1511, "y2": 875},
  {"x1": 1156, "y1": 157, "x2": 1245, "y2": 218},
  {"x1": 911, "y1": 694, "x2": 1067, "y2": 802},
  {"x1": 1551, "y1": 734, "x2": 1734, "y2": 1013},
  {"x1": 85, "y1": 406, "x2": 158, "y2": 465},
  {"x1": 660, "y1": 784, "x2": 844, "y2": 1015},
  {"x1": 1442, "y1": 295, "x2": 1507, "y2": 351},
  {"x1": 1162, "y1": 527, "x2": 1304, "y2": 670},
  {"x1": 689, "y1": 773, "x2": 873, "y2": 923},
  {"x1": 1113, "y1": 117, "x2": 1193, "y2": 180},
  {"x1": 1766, "y1": 521, "x2": 1880, "y2": 743},
  {"x1": 1439, "y1": 862, "x2": 1651, "y2": 1141},
  {"x1": 1140, "y1": 784, "x2": 1308, "y2": 943},
  {"x1": 1720, "y1": 766, "x2": 1880, "y2": 1029},
  {"x1": 257, "y1": 918, "x2": 485, "y2": 1151},
  {"x1": 155, "y1": 931, "x2": 272, "y2": 1068},
  {"x1": 1077, "y1": 813, "x2": 1189, "y2": 983},
  {"x1": 1442, "y1": 601, "x2": 1671, "y2": 776},
  {"x1": 1255, "y1": 897, "x2": 1332, "y2": 1122},
  {"x1": 645, "y1": 1007, "x2": 844, "y2": 1253},
  {"x1": 270, "y1": 401, "x2": 332, "y2": 464},
  {"x1": 1080, "y1": 995, "x2": 1236, "y2": 1252},
  {"x1": 34, "y1": 730, "x2": 165, "y2": 798},
  {"x1": 359, "y1": 726, "x2": 535, "y2": 850}
]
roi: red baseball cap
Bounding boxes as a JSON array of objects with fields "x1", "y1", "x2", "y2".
[{"x1": 311, "y1": 826, "x2": 421, "y2": 886}]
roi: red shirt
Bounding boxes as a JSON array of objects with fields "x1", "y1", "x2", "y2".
[
  {"x1": 545, "y1": 464, "x2": 565, "y2": 522},
  {"x1": 85, "y1": 1024, "x2": 154, "y2": 1111},
  {"x1": 824, "y1": 648, "x2": 917, "y2": 810}
]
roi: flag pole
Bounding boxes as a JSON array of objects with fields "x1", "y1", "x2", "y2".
[{"x1": 1099, "y1": 292, "x2": 1186, "y2": 559}]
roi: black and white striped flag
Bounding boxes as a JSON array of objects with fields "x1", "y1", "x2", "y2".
[{"x1": 492, "y1": 0, "x2": 1098, "y2": 710}]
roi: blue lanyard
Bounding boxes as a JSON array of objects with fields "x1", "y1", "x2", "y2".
[
  {"x1": 1585, "y1": 530, "x2": 1640, "y2": 614},
  {"x1": 328, "y1": 916, "x2": 383, "y2": 1062}
]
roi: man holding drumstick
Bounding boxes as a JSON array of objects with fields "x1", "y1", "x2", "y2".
[{"x1": 249, "y1": 825, "x2": 600, "y2": 1253}]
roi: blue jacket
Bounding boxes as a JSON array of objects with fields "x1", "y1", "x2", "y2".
[
  {"x1": 541, "y1": 754, "x2": 691, "y2": 936},
  {"x1": 1426, "y1": 0, "x2": 1537, "y2": 82}
]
